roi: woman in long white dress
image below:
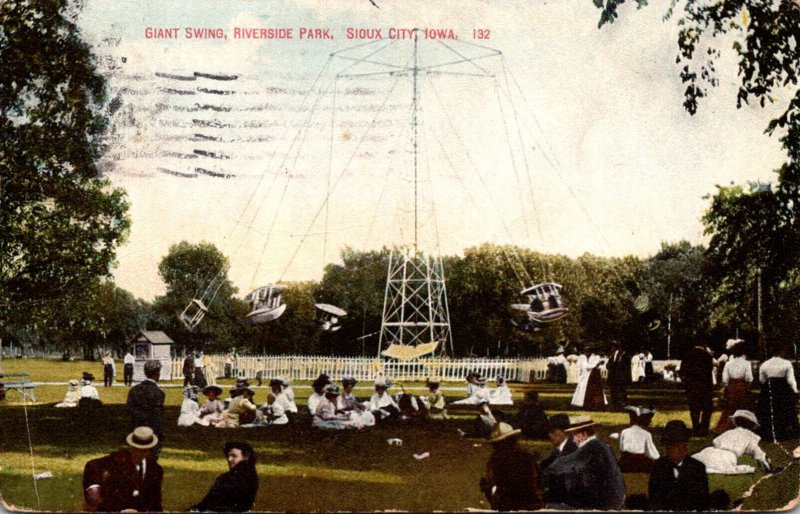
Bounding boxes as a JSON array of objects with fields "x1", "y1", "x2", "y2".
[
  {"x1": 489, "y1": 376, "x2": 513, "y2": 405},
  {"x1": 566, "y1": 351, "x2": 580, "y2": 384},
  {"x1": 571, "y1": 349, "x2": 607, "y2": 409},
  {"x1": 692, "y1": 410, "x2": 773, "y2": 474},
  {"x1": 55, "y1": 380, "x2": 80, "y2": 408},
  {"x1": 630, "y1": 353, "x2": 641, "y2": 383}
]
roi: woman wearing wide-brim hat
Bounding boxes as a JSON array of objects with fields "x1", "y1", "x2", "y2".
[
  {"x1": 198, "y1": 385, "x2": 225, "y2": 427},
  {"x1": 479, "y1": 422, "x2": 545, "y2": 511},
  {"x1": 220, "y1": 385, "x2": 257, "y2": 428},
  {"x1": 713, "y1": 339, "x2": 753, "y2": 434},
  {"x1": 691, "y1": 409, "x2": 774, "y2": 474}
]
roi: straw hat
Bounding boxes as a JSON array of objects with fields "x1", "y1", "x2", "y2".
[
  {"x1": 555, "y1": 345, "x2": 565, "y2": 354},
  {"x1": 563, "y1": 415, "x2": 597, "y2": 433},
  {"x1": 426, "y1": 377, "x2": 441, "y2": 387},
  {"x1": 730, "y1": 409, "x2": 759, "y2": 429},
  {"x1": 623, "y1": 405, "x2": 656, "y2": 418},
  {"x1": 126, "y1": 426, "x2": 158, "y2": 449},
  {"x1": 374, "y1": 378, "x2": 387, "y2": 388},
  {"x1": 488, "y1": 422, "x2": 522, "y2": 443}
]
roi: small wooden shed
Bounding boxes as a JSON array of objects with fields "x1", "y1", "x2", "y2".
[{"x1": 132, "y1": 331, "x2": 174, "y2": 381}]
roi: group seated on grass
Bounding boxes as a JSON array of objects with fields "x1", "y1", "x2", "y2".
[{"x1": 55, "y1": 372, "x2": 102, "y2": 408}]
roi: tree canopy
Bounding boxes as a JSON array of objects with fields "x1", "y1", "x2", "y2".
[{"x1": 1, "y1": 0, "x2": 130, "y2": 343}]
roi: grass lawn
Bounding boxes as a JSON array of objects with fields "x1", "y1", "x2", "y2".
[{"x1": 1, "y1": 359, "x2": 798, "y2": 511}]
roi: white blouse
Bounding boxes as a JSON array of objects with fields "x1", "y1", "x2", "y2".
[
  {"x1": 712, "y1": 427, "x2": 768, "y2": 467},
  {"x1": 619, "y1": 425, "x2": 660, "y2": 459},
  {"x1": 759, "y1": 357, "x2": 798, "y2": 392},
  {"x1": 369, "y1": 391, "x2": 399, "y2": 411},
  {"x1": 722, "y1": 357, "x2": 753, "y2": 384},
  {"x1": 307, "y1": 392, "x2": 324, "y2": 415}
]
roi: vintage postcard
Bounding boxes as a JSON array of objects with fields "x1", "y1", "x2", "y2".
[{"x1": 2, "y1": 0, "x2": 799, "y2": 512}]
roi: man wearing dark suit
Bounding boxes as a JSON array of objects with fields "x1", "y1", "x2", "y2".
[
  {"x1": 539, "y1": 414, "x2": 577, "y2": 471},
  {"x1": 542, "y1": 415, "x2": 625, "y2": 510},
  {"x1": 606, "y1": 342, "x2": 632, "y2": 410},
  {"x1": 182, "y1": 353, "x2": 194, "y2": 387},
  {"x1": 648, "y1": 420, "x2": 710, "y2": 511},
  {"x1": 127, "y1": 359, "x2": 165, "y2": 456},
  {"x1": 190, "y1": 441, "x2": 259, "y2": 512},
  {"x1": 680, "y1": 341, "x2": 714, "y2": 436},
  {"x1": 83, "y1": 426, "x2": 163, "y2": 512}
]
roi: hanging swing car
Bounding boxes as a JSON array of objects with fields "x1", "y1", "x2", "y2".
[
  {"x1": 180, "y1": 299, "x2": 208, "y2": 332},
  {"x1": 245, "y1": 285, "x2": 287, "y2": 325},
  {"x1": 520, "y1": 282, "x2": 569, "y2": 323},
  {"x1": 314, "y1": 303, "x2": 347, "y2": 332}
]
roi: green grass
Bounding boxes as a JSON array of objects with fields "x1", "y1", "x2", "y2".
[{"x1": 1, "y1": 359, "x2": 798, "y2": 511}]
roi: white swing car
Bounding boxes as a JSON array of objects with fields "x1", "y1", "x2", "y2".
[
  {"x1": 245, "y1": 285, "x2": 287, "y2": 325},
  {"x1": 314, "y1": 303, "x2": 347, "y2": 332},
  {"x1": 520, "y1": 283, "x2": 569, "y2": 323},
  {"x1": 180, "y1": 298, "x2": 208, "y2": 331}
]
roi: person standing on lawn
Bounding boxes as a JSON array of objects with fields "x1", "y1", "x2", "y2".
[
  {"x1": 102, "y1": 353, "x2": 115, "y2": 387},
  {"x1": 127, "y1": 359, "x2": 165, "y2": 456},
  {"x1": 606, "y1": 341, "x2": 631, "y2": 410},
  {"x1": 648, "y1": 420, "x2": 709, "y2": 511},
  {"x1": 83, "y1": 426, "x2": 163, "y2": 512},
  {"x1": 713, "y1": 339, "x2": 753, "y2": 434},
  {"x1": 680, "y1": 340, "x2": 715, "y2": 437},
  {"x1": 479, "y1": 422, "x2": 545, "y2": 511},
  {"x1": 182, "y1": 352, "x2": 194, "y2": 387},
  {"x1": 123, "y1": 351, "x2": 135, "y2": 386},
  {"x1": 190, "y1": 441, "x2": 259, "y2": 512}
]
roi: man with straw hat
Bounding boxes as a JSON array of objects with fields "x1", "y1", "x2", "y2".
[
  {"x1": 83, "y1": 426, "x2": 163, "y2": 512},
  {"x1": 541, "y1": 415, "x2": 625, "y2": 510},
  {"x1": 648, "y1": 419, "x2": 709, "y2": 511},
  {"x1": 479, "y1": 422, "x2": 545, "y2": 511}
]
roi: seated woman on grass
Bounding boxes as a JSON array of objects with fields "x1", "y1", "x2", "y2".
[
  {"x1": 369, "y1": 378, "x2": 400, "y2": 422},
  {"x1": 307, "y1": 374, "x2": 330, "y2": 416},
  {"x1": 178, "y1": 386, "x2": 201, "y2": 427},
  {"x1": 336, "y1": 377, "x2": 376, "y2": 427},
  {"x1": 55, "y1": 379, "x2": 80, "y2": 408},
  {"x1": 489, "y1": 376, "x2": 513, "y2": 406},
  {"x1": 692, "y1": 409, "x2": 776, "y2": 474},
  {"x1": 78, "y1": 372, "x2": 102, "y2": 408},
  {"x1": 198, "y1": 385, "x2": 225, "y2": 426},
  {"x1": 313, "y1": 384, "x2": 362, "y2": 429},
  {"x1": 255, "y1": 392, "x2": 289, "y2": 426},
  {"x1": 451, "y1": 375, "x2": 490, "y2": 406},
  {"x1": 617, "y1": 406, "x2": 659, "y2": 473},
  {"x1": 419, "y1": 377, "x2": 448, "y2": 419},
  {"x1": 219, "y1": 385, "x2": 257, "y2": 428}
]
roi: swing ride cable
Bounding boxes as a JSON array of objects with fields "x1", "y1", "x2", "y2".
[
  {"x1": 276, "y1": 54, "x2": 413, "y2": 283},
  {"x1": 418, "y1": 102, "x2": 528, "y2": 290},
  {"x1": 322, "y1": 77, "x2": 338, "y2": 265},
  {"x1": 247, "y1": 40, "x2": 401, "y2": 289},
  {"x1": 498, "y1": 59, "x2": 643, "y2": 302},
  {"x1": 424, "y1": 71, "x2": 534, "y2": 289}
]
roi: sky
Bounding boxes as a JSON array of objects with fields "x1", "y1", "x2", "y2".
[{"x1": 75, "y1": 0, "x2": 789, "y2": 301}]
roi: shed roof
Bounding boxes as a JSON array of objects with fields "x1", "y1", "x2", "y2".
[{"x1": 134, "y1": 331, "x2": 174, "y2": 344}]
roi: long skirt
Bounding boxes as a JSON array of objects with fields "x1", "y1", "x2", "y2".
[
  {"x1": 584, "y1": 369, "x2": 607, "y2": 410},
  {"x1": 757, "y1": 378, "x2": 800, "y2": 441},
  {"x1": 713, "y1": 379, "x2": 752, "y2": 433}
]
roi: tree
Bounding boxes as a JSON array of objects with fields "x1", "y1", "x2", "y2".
[
  {"x1": 594, "y1": 0, "x2": 800, "y2": 349},
  {"x1": 1, "y1": 0, "x2": 130, "y2": 337}
]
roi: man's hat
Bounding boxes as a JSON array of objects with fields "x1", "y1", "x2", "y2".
[
  {"x1": 203, "y1": 385, "x2": 223, "y2": 396},
  {"x1": 547, "y1": 413, "x2": 571, "y2": 432},
  {"x1": 126, "y1": 426, "x2": 158, "y2": 449},
  {"x1": 323, "y1": 383, "x2": 340, "y2": 395},
  {"x1": 563, "y1": 415, "x2": 597, "y2": 433},
  {"x1": 487, "y1": 422, "x2": 522, "y2": 443},
  {"x1": 662, "y1": 420, "x2": 691, "y2": 444}
]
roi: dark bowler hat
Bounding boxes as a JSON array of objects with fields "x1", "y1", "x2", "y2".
[
  {"x1": 547, "y1": 413, "x2": 571, "y2": 432},
  {"x1": 82, "y1": 372, "x2": 95, "y2": 382},
  {"x1": 662, "y1": 420, "x2": 691, "y2": 444}
]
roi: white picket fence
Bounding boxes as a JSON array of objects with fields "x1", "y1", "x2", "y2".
[
  {"x1": 171, "y1": 354, "x2": 551, "y2": 383},
  {"x1": 166, "y1": 355, "x2": 703, "y2": 383}
]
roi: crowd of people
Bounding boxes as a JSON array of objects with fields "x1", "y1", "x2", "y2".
[{"x1": 67, "y1": 336, "x2": 798, "y2": 512}]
